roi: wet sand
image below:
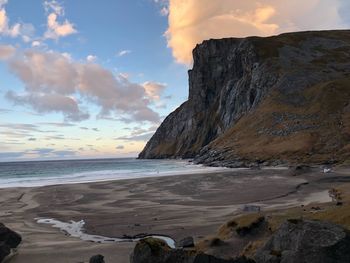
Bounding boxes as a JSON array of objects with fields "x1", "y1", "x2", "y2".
[{"x1": 0, "y1": 167, "x2": 347, "y2": 263}]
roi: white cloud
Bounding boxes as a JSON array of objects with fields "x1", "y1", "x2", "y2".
[
  {"x1": 0, "y1": 4, "x2": 21, "y2": 37},
  {"x1": 5, "y1": 49, "x2": 163, "y2": 123},
  {"x1": 44, "y1": 0, "x2": 64, "y2": 16},
  {"x1": 31, "y1": 41, "x2": 41, "y2": 47},
  {"x1": 86, "y1": 54, "x2": 97, "y2": 62},
  {"x1": 166, "y1": 0, "x2": 349, "y2": 64},
  {"x1": 0, "y1": 1, "x2": 34, "y2": 41},
  {"x1": 44, "y1": 0, "x2": 77, "y2": 39},
  {"x1": 61, "y1": 52, "x2": 72, "y2": 60},
  {"x1": 154, "y1": 0, "x2": 169, "y2": 16},
  {"x1": 160, "y1": 7, "x2": 169, "y2": 16},
  {"x1": 117, "y1": 50, "x2": 131, "y2": 57}
]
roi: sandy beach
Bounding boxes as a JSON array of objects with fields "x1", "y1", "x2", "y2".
[{"x1": 0, "y1": 167, "x2": 348, "y2": 263}]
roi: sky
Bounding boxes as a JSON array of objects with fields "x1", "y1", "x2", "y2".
[{"x1": 0, "y1": 0, "x2": 349, "y2": 162}]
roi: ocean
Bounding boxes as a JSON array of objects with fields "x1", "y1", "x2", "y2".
[{"x1": 0, "y1": 158, "x2": 227, "y2": 188}]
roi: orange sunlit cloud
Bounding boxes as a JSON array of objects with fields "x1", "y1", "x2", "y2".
[{"x1": 166, "y1": 0, "x2": 345, "y2": 65}]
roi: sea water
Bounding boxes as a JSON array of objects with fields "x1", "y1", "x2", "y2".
[{"x1": 0, "y1": 158, "x2": 227, "y2": 188}]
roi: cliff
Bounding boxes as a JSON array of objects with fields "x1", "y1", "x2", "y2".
[{"x1": 139, "y1": 30, "x2": 350, "y2": 166}]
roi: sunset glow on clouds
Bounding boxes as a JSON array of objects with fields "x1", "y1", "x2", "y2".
[
  {"x1": 0, "y1": 0, "x2": 349, "y2": 160},
  {"x1": 165, "y1": 0, "x2": 348, "y2": 64}
]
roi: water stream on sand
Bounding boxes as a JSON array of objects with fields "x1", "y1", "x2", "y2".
[{"x1": 36, "y1": 218, "x2": 176, "y2": 248}]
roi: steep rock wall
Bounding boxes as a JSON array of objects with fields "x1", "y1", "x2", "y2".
[{"x1": 139, "y1": 30, "x2": 350, "y2": 165}]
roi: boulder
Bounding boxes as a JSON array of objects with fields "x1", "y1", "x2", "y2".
[
  {"x1": 130, "y1": 237, "x2": 194, "y2": 263},
  {"x1": 254, "y1": 219, "x2": 350, "y2": 263},
  {"x1": 242, "y1": 205, "x2": 261, "y2": 213},
  {"x1": 288, "y1": 165, "x2": 312, "y2": 177},
  {"x1": 0, "y1": 223, "x2": 22, "y2": 262},
  {"x1": 193, "y1": 254, "x2": 255, "y2": 263},
  {"x1": 89, "y1": 254, "x2": 105, "y2": 263},
  {"x1": 130, "y1": 237, "x2": 255, "y2": 263},
  {"x1": 177, "y1": 237, "x2": 195, "y2": 248}
]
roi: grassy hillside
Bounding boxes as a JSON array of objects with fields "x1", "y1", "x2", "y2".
[{"x1": 209, "y1": 77, "x2": 350, "y2": 164}]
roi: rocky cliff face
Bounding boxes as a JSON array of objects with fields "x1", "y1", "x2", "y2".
[{"x1": 139, "y1": 30, "x2": 350, "y2": 166}]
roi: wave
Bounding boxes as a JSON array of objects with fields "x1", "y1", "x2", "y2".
[{"x1": 0, "y1": 161, "x2": 230, "y2": 188}]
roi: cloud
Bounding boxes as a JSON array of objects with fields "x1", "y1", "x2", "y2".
[
  {"x1": 116, "y1": 126, "x2": 158, "y2": 142},
  {"x1": 44, "y1": 135, "x2": 65, "y2": 140},
  {"x1": 39, "y1": 122, "x2": 75, "y2": 127},
  {"x1": 0, "y1": 151, "x2": 24, "y2": 160},
  {"x1": 0, "y1": 108, "x2": 12, "y2": 113},
  {"x1": 142, "y1": 81, "x2": 167, "y2": 101},
  {"x1": 5, "y1": 49, "x2": 162, "y2": 123},
  {"x1": 53, "y1": 150, "x2": 76, "y2": 157},
  {"x1": 116, "y1": 132, "x2": 155, "y2": 142},
  {"x1": 27, "y1": 147, "x2": 76, "y2": 157},
  {"x1": 86, "y1": 54, "x2": 97, "y2": 62},
  {"x1": 0, "y1": 2, "x2": 20, "y2": 37},
  {"x1": 0, "y1": 123, "x2": 41, "y2": 132},
  {"x1": 0, "y1": 1, "x2": 34, "y2": 41},
  {"x1": 166, "y1": 0, "x2": 349, "y2": 64},
  {"x1": 31, "y1": 41, "x2": 41, "y2": 47},
  {"x1": 44, "y1": 0, "x2": 64, "y2": 16},
  {"x1": 160, "y1": 7, "x2": 169, "y2": 16},
  {"x1": 154, "y1": 0, "x2": 169, "y2": 16},
  {"x1": 6, "y1": 91, "x2": 90, "y2": 122},
  {"x1": 116, "y1": 145, "x2": 124, "y2": 149},
  {"x1": 44, "y1": 0, "x2": 77, "y2": 39},
  {"x1": 117, "y1": 50, "x2": 131, "y2": 57},
  {"x1": 0, "y1": 44, "x2": 15, "y2": 60}
]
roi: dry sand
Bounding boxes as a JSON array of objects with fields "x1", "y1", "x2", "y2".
[{"x1": 0, "y1": 167, "x2": 347, "y2": 263}]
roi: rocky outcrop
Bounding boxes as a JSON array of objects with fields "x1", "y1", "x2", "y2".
[
  {"x1": 0, "y1": 223, "x2": 22, "y2": 262},
  {"x1": 139, "y1": 30, "x2": 350, "y2": 166},
  {"x1": 176, "y1": 236, "x2": 195, "y2": 248},
  {"x1": 130, "y1": 238, "x2": 254, "y2": 263},
  {"x1": 89, "y1": 254, "x2": 105, "y2": 263},
  {"x1": 254, "y1": 219, "x2": 350, "y2": 263},
  {"x1": 130, "y1": 220, "x2": 350, "y2": 263}
]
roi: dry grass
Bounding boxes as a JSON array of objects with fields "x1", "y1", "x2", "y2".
[
  {"x1": 209, "y1": 77, "x2": 350, "y2": 164},
  {"x1": 195, "y1": 182, "x2": 350, "y2": 258},
  {"x1": 217, "y1": 213, "x2": 264, "y2": 240}
]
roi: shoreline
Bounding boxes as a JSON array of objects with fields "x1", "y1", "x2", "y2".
[
  {"x1": 0, "y1": 160, "x2": 234, "y2": 189},
  {"x1": 0, "y1": 167, "x2": 346, "y2": 262}
]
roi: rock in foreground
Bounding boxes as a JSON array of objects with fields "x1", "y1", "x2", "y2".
[
  {"x1": 0, "y1": 223, "x2": 22, "y2": 262},
  {"x1": 255, "y1": 219, "x2": 350, "y2": 263},
  {"x1": 130, "y1": 238, "x2": 254, "y2": 263},
  {"x1": 89, "y1": 254, "x2": 105, "y2": 263}
]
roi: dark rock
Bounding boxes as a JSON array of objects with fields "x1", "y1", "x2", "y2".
[
  {"x1": 193, "y1": 253, "x2": 255, "y2": 263},
  {"x1": 254, "y1": 219, "x2": 350, "y2": 263},
  {"x1": 130, "y1": 237, "x2": 255, "y2": 263},
  {"x1": 89, "y1": 254, "x2": 105, "y2": 263},
  {"x1": 177, "y1": 237, "x2": 194, "y2": 248},
  {"x1": 242, "y1": 205, "x2": 261, "y2": 212},
  {"x1": 130, "y1": 237, "x2": 193, "y2": 263},
  {"x1": 288, "y1": 165, "x2": 312, "y2": 176},
  {"x1": 0, "y1": 223, "x2": 22, "y2": 262},
  {"x1": 236, "y1": 217, "x2": 265, "y2": 237}
]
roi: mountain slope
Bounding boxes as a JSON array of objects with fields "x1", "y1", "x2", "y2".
[{"x1": 139, "y1": 30, "x2": 350, "y2": 166}]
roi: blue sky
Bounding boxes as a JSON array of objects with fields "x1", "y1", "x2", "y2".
[
  {"x1": 0, "y1": 0, "x2": 349, "y2": 161},
  {"x1": 0, "y1": 0, "x2": 188, "y2": 161}
]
